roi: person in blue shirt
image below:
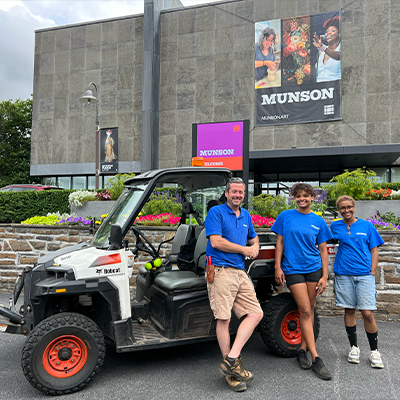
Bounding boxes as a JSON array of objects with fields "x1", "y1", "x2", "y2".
[
  {"x1": 271, "y1": 183, "x2": 333, "y2": 380},
  {"x1": 205, "y1": 177, "x2": 263, "y2": 392},
  {"x1": 330, "y1": 195, "x2": 385, "y2": 369}
]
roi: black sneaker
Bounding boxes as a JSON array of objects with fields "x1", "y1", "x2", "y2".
[
  {"x1": 311, "y1": 357, "x2": 332, "y2": 380},
  {"x1": 297, "y1": 349, "x2": 312, "y2": 370}
]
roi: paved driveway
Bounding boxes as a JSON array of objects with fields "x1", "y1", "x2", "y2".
[{"x1": 0, "y1": 292, "x2": 398, "y2": 399}]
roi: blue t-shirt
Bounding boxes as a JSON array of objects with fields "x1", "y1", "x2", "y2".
[
  {"x1": 271, "y1": 209, "x2": 333, "y2": 275},
  {"x1": 255, "y1": 45, "x2": 275, "y2": 81},
  {"x1": 204, "y1": 203, "x2": 257, "y2": 270},
  {"x1": 330, "y1": 218, "x2": 384, "y2": 275}
]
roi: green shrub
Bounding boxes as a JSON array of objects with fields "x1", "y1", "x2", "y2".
[
  {"x1": 106, "y1": 173, "x2": 136, "y2": 200},
  {"x1": 250, "y1": 193, "x2": 294, "y2": 219},
  {"x1": 140, "y1": 187, "x2": 183, "y2": 216},
  {"x1": 324, "y1": 168, "x2": 377, "y2": 205},
  {"x1": 142, "y1": 197, "x2": 182, "y2": 216},
  {"x1": 21, "y1": 214, "x2": 61, "y2": 225},
  {"x1": 0, "y1": 190, "x2": 72, "y2": 223}
]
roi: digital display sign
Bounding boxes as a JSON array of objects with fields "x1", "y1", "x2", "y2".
[{"x1": 194, "y1": 121, "x2": 244, "y2": 171}]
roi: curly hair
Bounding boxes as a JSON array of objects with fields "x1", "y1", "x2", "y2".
[
  {"x1": 336, "y1": 195, "x2": 355, "y2": 209},
  {"x1": 323, "y1": 15, "x2": 341, "y2": 32},
  {"x1": 290, "y1": 183, "x2": 316, "y2": 198},
  {"x1": 257, "y1": 27, "x2": 276, "y2": 50}
]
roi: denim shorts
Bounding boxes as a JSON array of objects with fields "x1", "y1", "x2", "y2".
[{"x1": 334, "y1": 274, "x2": 377, "y2": 310}]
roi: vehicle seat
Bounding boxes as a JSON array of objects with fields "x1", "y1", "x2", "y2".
[
  {"x1": 154, "y1": 270, "x2": 206, "y2": 291},
  {"x1": 154, "y1": 228, "x2": 208, "y2": 291},
  {"x1": 193, "y1": 228, "x2": 208, "y2": 274},
  {"x1": 163, "y1": 224, "x2": 194, "y2": 268},
  {"x1": 171, "y1": 224, "x2": 194, "y2": 254}
]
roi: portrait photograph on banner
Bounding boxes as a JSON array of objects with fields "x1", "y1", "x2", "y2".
[
  {"x1": 255, "y1": 10, "x2": 342, "y2": 126},
  {"x1": 100, "y1": 127, "x2": 118, "y2": 173}
]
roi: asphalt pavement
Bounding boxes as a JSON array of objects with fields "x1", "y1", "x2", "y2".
[{"x1": 0, "y1": 292, "x2": 399, "y2": 400}]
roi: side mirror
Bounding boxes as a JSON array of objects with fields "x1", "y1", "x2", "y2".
[{"x1": 109, "y1": 224, "x2": 123, "y2": 249}]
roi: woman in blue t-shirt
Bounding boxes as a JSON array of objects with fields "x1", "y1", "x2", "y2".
[
  {"x1": 330, "y1": 195, "x2": 384, "y2": 369},
  {"x1": 271, "y1": 183, "x2": 333, "y2": 380}
]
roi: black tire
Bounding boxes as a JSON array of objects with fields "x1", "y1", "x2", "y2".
[
  {"x1": 259, "y1": 293, "x2": 320, "y2": 357},
  {"x1": 21, "y1": 312, "x2": 105, "y2": 395}
]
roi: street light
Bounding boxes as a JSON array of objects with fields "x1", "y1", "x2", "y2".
[{"x1": 79, "y1": 82, "x2": 100, "y2": 189}]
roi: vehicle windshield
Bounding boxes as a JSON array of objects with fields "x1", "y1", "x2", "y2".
[{"x1": 91, "y1": 184, "x2": 148, "y2": 247}]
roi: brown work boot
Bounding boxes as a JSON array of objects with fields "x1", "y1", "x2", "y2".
[
  {"x1": 218, "y1": 355, "x2": 254, "y2": 383},
  {"x1": 225, "y1": 376, "x2": 247, "y2": 392}
]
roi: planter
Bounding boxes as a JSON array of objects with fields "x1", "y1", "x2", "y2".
[
  {"x1": 355, "y1": 200, "x2": 400, "y2": 220},
  {"x1": 71, "y1": 201, "x2": 117, "y2": 219}
]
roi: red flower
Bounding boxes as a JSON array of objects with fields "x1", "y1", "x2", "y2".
[
  {"x1": 286, "y1": 43, "x2": 296, "y2": 53},
  {"x1": 298, "y1": 49, "x2": 308, "y2": 57}
]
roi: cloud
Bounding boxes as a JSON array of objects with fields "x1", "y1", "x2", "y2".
[
  {"x1": 0, "y1": 1, "x2": 144, "y2": 101},
  {"x1": 0, "y1": 2, "x2": 56, "y2": 101},
  {"x1": 22, "y1": 0, "x2": 145, "y2": 26},
  {"x1": 0, "y1": 0, "x2": 221, "y2": 101}
]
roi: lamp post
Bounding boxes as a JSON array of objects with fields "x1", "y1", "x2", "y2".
[{"x1": 79, "y1": 82, "x2": 100, "y2": 189}]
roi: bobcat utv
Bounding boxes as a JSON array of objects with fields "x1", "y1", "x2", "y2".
[{"x1": 0, "y1": 167, "x2": 322, "y2": 395}]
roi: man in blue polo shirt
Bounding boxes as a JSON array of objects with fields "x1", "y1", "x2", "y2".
[{"x1": 205, "y1": 177, "x2": 263, "y2": 392}]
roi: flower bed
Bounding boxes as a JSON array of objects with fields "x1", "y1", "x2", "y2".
[
  {"x1": 368, "y1": 211, "x2": 400, "y2": 231},
  {"x1": 135, "y1": 213, "x2": 181, "y2": 226},
  {"x1": 251, "y1": 215, "x2": 275, "y2": 228},
  {"x1": 22, "y1": 213, "x2": 93, "y2": 227}
]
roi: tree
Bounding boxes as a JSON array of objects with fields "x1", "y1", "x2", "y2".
[{"x1": 0, "y1": 98, "x2": 33, "y2": 187}]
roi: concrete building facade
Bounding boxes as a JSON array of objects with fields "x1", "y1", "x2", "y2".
[{"x1": 31, "y1": 0, "x2": 400, "y2": 190}]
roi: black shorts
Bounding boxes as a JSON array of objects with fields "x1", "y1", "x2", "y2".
[{"x1": 285, "y1": 268, "x2": 322, "y2": 287}]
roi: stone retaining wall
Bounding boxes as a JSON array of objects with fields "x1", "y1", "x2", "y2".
[{"x1": 1, "y1": 225, "x2": 399, "y2": 322}]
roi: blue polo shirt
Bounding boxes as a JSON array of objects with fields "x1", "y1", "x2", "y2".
[
  {"x1": 204, "y1": 203, "x2": 257, "y2": 270},
  {"x1": 271, "y1": 209, "x2": 333, "y2": 275},
  {"x1": 330, "y1": 218, "x2": 384, "y2": 275}
]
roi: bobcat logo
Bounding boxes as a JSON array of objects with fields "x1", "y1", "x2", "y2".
[{"x1": 96, "y1": 268, "x2": 102, "y2": 275}]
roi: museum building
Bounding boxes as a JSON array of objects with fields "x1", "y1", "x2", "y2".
[{"x1": 30, "y1": 0, "x2": 400, "y2": 194}]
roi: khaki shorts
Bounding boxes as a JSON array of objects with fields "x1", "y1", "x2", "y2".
[{"x1": 206, "y1": 266, "x2": 263, "y2": 320}]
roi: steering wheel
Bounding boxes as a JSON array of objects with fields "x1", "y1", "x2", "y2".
[{"x1": 131, "y1": 226, "x2": 158, "y2": 258}]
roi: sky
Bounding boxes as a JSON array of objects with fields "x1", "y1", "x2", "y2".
[{"x1": 0, "y1": 0, "x2": 222, "y2": 102}]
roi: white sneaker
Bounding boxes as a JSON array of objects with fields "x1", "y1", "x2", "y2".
[
  {"x1": 348, "y1": 345, "x2": 360, "y2": 364},
  {"x1": 370, "y1": 350, "x2": 384, "y2": 368}
]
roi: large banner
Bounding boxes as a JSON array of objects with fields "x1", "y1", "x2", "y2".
[
  {"x1": 255, "y1": 10, "x2": 341, "y2": 126},
  {"x1": 100, "y1": 127, "x2": 118, "y2": 173}
]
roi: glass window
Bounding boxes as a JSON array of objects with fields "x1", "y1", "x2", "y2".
[
  {"x1": 259, "y1": 173, "x2": 278, "y2": 182},
  {"x1": 92, "y1": 185, "x2": 149, "y2": 248},
  {"x1": 58, "y1": 177, "x2": 71, "y2": 190},
  {"x1": 188, "y1": 185, "x2": 226, "y2": 222},
  {"x1": 279, "y1": 172, "x2": 319, "y2": 181},
  {"x1": 88, "y1": 176, "x2": 96, "y2": 189},
  {"x1": 372, "y1": 168, "x2": 389, "y2": 183},
  {"x1": 72, "y1": 176, "x2": 86, "y2": 190},
  {"x1": 320, "y1": 171, "x2": 340, "y2": 183},
  {"x1": 103, "y1": 175, "x2": 113, "y2": 188},
  {"x1": 43, "y1": 177, "x2": 57, "y2": 186},
  {"x1": 391, "y1": 167, "x2": 400, "y2": 183}
]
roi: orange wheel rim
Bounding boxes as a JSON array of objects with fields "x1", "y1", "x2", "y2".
[
  {"x1": 280, "y1": 310, "x2": 301, "y2": 345},
  {"x1": 43, "y1": 335, "x2": 88, "y2": 378}
]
